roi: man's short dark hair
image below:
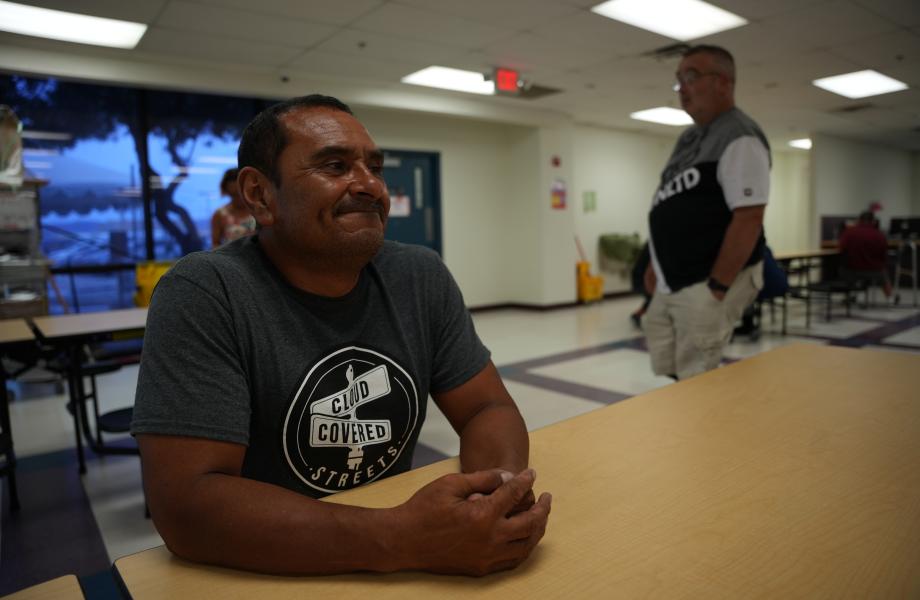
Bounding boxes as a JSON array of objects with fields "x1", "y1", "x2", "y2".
[
  {"x1": 238, "y1": 94, "x2": 354, "y2": 187},
  {"x1": 220, "y1": 167, "x2": 239, "y2": 191},
  {"x1": 683, "y1": 45, "x2": 736, "y2": 81}
]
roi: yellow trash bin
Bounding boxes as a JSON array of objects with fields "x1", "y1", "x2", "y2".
[{"x1": 134, "y1": 261, "x2": 174, "y2": 307}]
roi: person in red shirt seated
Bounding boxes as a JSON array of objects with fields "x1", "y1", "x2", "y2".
[{"x1": 839, "y1": 211, "x2": 893, "y2": 299}]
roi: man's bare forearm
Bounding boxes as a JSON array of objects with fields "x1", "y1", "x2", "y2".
[
  {"x1": 155, "y1": 472, "x2": 406, "y2": 575},
  {"x1": 710, "y1": 206, "x2": 765, "y2": 286},
  {"x1": 148, "y1": 460, "x2": 550, "y2": 577},
  {"x1": 458, "y1": 403, "x2": 529, "y2": 474}
]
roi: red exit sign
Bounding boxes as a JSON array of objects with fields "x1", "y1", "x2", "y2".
[{"x1": 494, "y1": 67, "x2": 521, "y2": 95}]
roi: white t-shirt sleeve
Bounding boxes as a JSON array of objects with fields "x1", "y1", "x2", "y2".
[{"x1": 717, "y1": 135, "x2": 770, "y2": 209}]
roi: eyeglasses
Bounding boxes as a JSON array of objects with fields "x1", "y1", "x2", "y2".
[{"x1": 672, "y1": 70, "x2": 722, "y2": 91}]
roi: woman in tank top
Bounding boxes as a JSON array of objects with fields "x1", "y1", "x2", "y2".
[{"x1": 211, "y1": 167, "x2": 256, "y2": 247}]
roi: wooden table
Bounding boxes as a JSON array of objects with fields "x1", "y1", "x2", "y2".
[
  {"x1": 0, "y1": 575, "x2": 83, "y2": 600},
  {"x1": 30, "y1": 308, "x2": 148, "y2": 345},
  {"x1": 31, "y1": 308, "x2": 148, "y2": 473},
  {"x1": 0, "y1": 318, "x2": 34, "y2": 511},
  {"x1": 773, "y1": 248, "x2": 840, "y2": 262},
  {"x1": 113, "y1": 344, "x2": 920, "y2": 599}
]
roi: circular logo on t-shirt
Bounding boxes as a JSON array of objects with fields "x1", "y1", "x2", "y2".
[{"x1": 282, "y1": 346, "x2": 419, "y2": 494}]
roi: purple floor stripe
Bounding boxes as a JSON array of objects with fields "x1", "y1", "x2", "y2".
[
  {"x1": 500, "y1": 337, "x2": 647, "y2": 372},
  {"x1": 502, "y1": 371, "x2": 631, "y2": 405},
  {"x1": 410, "y1": 442, "x2": 449, "y2": 469}
]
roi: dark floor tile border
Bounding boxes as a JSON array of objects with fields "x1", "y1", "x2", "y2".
[{"x1": 0, "y1": 451, "x2": 110, "y2": 596}]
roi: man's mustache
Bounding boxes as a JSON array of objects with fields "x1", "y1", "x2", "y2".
[{"x1": 333, "y1": 197, "x2": 387, "y2": 217}]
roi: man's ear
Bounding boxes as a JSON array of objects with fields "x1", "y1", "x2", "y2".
[{"x1": 238, "y1": 166, "x2": 275, "y2": 226}]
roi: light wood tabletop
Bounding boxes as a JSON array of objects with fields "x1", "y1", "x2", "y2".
[
  {"x1": 1, "y1": 575, "x2": 83, "y2": 600},
  {"x1": 773, "y1": 248, "x2": 840, "y2": 261},
  {"x1": 0, "y1": 319, "x2": 34, "y2": 345},
  {"x1": 30, "y1": 308, "x2": 148, "y2": 341},
  {"x1": 114, "y1": 344, "x2": 920, "y2": 599}
]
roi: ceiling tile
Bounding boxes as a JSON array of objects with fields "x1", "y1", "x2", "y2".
[
  {"x1": 311, "y1": 29, "x2": 464, "y2": 66},
  {"x1": 10, "y1": 0, "x2": 167, "y2": 22},
  {"x1": 154, "y1": 1, "x2": 336, "y2": 48},
  {"x1": 696, "y1": 22, "x2": 816, "y2": 64},
  {"x1": 528, "y1": 10, "x2": 673, "y2": 55},
  {"x1": 852, "y1": 0, "x2": 920, "y2": 27},
  {"x1": 285, "y1": 50, "x2": 425, "y2": 82},
  {"x1": 828, "y1": 29, "x2": 920, "y2": 72},
  {"x1": 744, "y1": 49, "x2": 863, "y2": 86},
  {"x1": 714, "y1": 0, "x2": 832, "y2": 21},
  {"x1": 876, "y1": 88, "x2": 920, "y2": 111},
  {"x1": 762, "y1": 0, "x2": 900, "y2": 47},
  {"x1": 349, "y1": 3, "x2": 517, "y2": 48},
  {"x1": 844, "y1": 105, "x2": 919, "y2": 128},
  {"x1": 191, "y1": 0, "x2": 385, "y2": 25},
  {"x1": 479, "y1": 32, "x2": 617, "y2": 72},
  {"x1": 573, "y1": 56, "x2": 677, "y2": 92},
  {"x1": 395, "y1": 0, "x2": 580, "y2": 30},
  {"x1": 880, "y1": 61, "x2": 920, "y2": 87},
  {"x1": 137, "y1": 27, "x2": 303, "y2": 67}
]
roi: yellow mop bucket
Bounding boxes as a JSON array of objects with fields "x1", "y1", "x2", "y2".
[{"x1": 575, "y1": 237, "x2": 604, "y2": 303}]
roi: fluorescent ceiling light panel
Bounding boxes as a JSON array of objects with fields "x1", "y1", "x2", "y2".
[
  {"x1": 401, "y1": 66, "x2": 495, "y2": 95},
  {"x1": 788, "y1": 138, "x2": 812, "y2": 150},
  {"x1": 812, "y1": 70, "x2": 908, "y2": 99},
  {"x1": 0, "y1": 0, "x2": 147, "y2": 49},
  {"x1": 630, "y1": 107, "x2": 693, "y2": 126},
  {"x1": 591, "y1": 0, "x2": 747, "y2": 41}
]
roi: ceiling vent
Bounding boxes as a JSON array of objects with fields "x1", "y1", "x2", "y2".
[
  {"x1": 517, "y1": 83, "x2": 562, "y2": 100},
  {"x1": 830, "y1": 103, "x2": 875, "y2": 113},
  {"x1": 643, "y1": 43, "x2": 690, "y2": 60}
]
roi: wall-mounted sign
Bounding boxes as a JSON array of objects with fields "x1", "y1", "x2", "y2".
[
  {"x1": 551, "y1": 178, "x2": 567, "y2": 210},
  {"x1": 582, "y1": 190, "x2": 597, "y2": 213}
]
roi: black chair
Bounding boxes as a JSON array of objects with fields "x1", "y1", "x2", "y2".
[
  {"x1": 806, "y1": 279, "x2": 867, "y2": 321},
  {"x1": 0, "y1": 386, "x2": 20, "y2": 512},
  {"x1": 49, "y1": 347, "x2": 140, "y2": 471},
  {"x1": 79, "y1": 358, "x2": 138, "y2": 458}
]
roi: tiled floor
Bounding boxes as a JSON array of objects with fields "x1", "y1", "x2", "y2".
[{"x1": 1, "y1": 294, "x2": 918, "y2": 596}]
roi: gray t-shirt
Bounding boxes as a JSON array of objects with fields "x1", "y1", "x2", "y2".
[{"x1": 132, "y1": 236, "x2": 490, "y2": 498}]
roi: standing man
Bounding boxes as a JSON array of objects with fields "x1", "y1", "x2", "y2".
[
  {"x1": 644, "y1": 45, "x2": 769, "y2": 379},
  {"x1": 132, "y1": 95, "x2": 551, "y2": 576}
]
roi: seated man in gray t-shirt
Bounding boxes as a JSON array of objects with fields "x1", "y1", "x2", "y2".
[{"x1": 131, "y1": 94, "x2": 551, "y2": 576}]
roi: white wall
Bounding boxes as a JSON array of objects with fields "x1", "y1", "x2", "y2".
[
  {"x1": 812, "y1": 133, "x2": 914, "y2": 243},
  {"x1": 356, "y1": 107, "x2": 538, "y2": 308},
  {"x1": 536, "y1": 125, "x2": 578, "y2": 304},
  {"x1": 572, "y1": 125, "x2": 674, "y2": 293},
  {"x1": 764, "y1": 149, "x2": 812, "y2": 253},
  {"x1": 913, "y1": 153, "x2": 920, "y2": 215}
]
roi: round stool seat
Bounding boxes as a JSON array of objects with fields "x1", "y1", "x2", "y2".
[
  {"x1": 80, "y1": 361, "x2": 123, "y2": 377},
  {"x1": 97, "y1": 407, "x2": 134, "y2": 433}
]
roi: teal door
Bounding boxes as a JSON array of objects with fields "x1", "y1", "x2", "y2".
[{"x1": 382, "y1": 150, "x2": 441, "y2": 255}]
